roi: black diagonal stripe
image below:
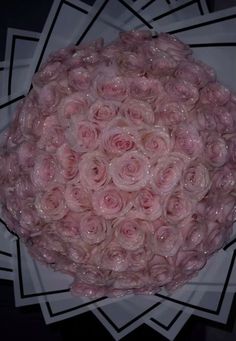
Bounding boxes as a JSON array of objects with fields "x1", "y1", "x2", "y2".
[
  {"x1": 0, "y1": 95, "x2": 25, "y2": 110},
  {"x1": 118, "y1": 0, "x2": 153, "y2": 29},
  {"x1": 165, "y1": 0, "x2": 171, "y2": 4},
  {"x1": 64, "y1": 0, "x2": 88, "y2": 14},
  {"x1": 224, "y1": 237, "x2": 236, "y2": 251},
  {"x1": 150, "y1": 310, "x2": 183, "y2": 330},
  {"x1": 167, "y1": 14, "x2": 236, "y2": 34},
  {"x1": 152, "y1": 0, "x2": 196, "y2": 22},
  {"x1": 141, "y1": 0, "x2": 155, "y2": 11},
  {"x1": 189, "y1": 42, "x2": 236, "y2": 48},
  {"x1": 76, "y1": 0, "x2": 109, "y2": 45},
  {"x1": 196, "y1": 0, "x2": 204, "y2": 15},
  {"x1": 154, "y1": 250, "x2": 236, "y2": 314},
  {"x1": 97, "y1": 301, "x2": 162, "y2": 332},
  {"x1": 34, "y1": 0, "x2": 64, "y2": 73},
  {"x1": 0, "y1": 250, "x2": 12, "y2": 258},
  {"x1": 0, "y1": 267, "x2": 13, "y2": 272}
]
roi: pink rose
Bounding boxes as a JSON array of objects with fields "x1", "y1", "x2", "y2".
[
  {"x1": 71, "y1": 283, "x2": 106, "y2": 299},
  {"x1": 155, "y1": 33, "x2": 192, "y2": 60},
  {"x1": 151, "y1": 224, "x2": 182, "y2": 257},
  {"x1": 99, "y1": 241, "x2": 129, "y2": 272},
  {"x1": 174, "y1": 60, "x2": 210, "y2": 88},
  {"x1": 5, "y1": 188, "x2": 22, "y2": 221},
  {"x1": 117, "y1": 51, "x2": 145, "y2": 76},
  {"x1": 133, "y1": 187, "x2": 162, "y2": 221},
  {"x1": 164, "y1": 189, "x2": 193, "y2": 224},
  {"x1": 140, "y1": 127, "x2": 171, "y2": 160},
  {"x1": 35, "y1": 183, "x2": 68, "y2": 221},
  {"x1": 15, "y1": 174, "x2": 35, "y2": 199},
  {"x1": 130, "y1": 77, "x2": 164, "y2": 102},
  {"x1": 67, "y1": 240, "x2": 90, "y2": 263},
  {"x1": 213, "y1": 105, "x2": 234, "y2": 134},
  {"x1": 56, "y1": 143, "x2": 79, "y2": 181},
  {"x1": 37, "y1": 82, "x2": 62, "y2": 113},
  {"x1": 37, "y1": 116, "x2": 65, "y2": 152},
  {"x1": 175, "y1": 250, "x2": 206, "y2": 275},
  {"x1": 57, "y1": 92, "x2": 91, "y2": 127},
  {"x1": 109, "y1": 151, "x2": 150, "y2": 191},
  {"x1": 155, "y1": 100, "x2": 187, "y2": 127},
  {"x1": 101, "y1": 126, "x2": 137, "y2": 156},
  {"x1": 128, "y1": 247, "x2": 152, "y2": 271},
  {"x1": 113, "y1": 271, "x2": 148, "y2": 290},
  {"x1": 79, "y1": 151, "x2": 110, "y2": 190},
  {"x1": 88, "y1": 100, "x2": 119, "y2": 128},
  {"x1": 180, "y1": 219, "x2": 206, "y2": 250},
  {"x1": 204, "y1": 195, "x2": 235, "y2": 224},
  {"x1": 148, "y1": 49, "x2": 177, "y2": 77},
  {"x1": 4, "y1": 152, "x2": 20, "y2": 185},
  {"x1": 183, "y1": 162, "x2": 210, "y2": 201},
  {"x1": 96, "y1": 74, "x2": 128, "y2": 101},
  {"x1": 119, "y1": 30, "x2": 152, "y2": 45},
  {"x1": 195, "y1": 104, "x2": 217, "y2": 131},
  {"x1": 92, "y1": 185, "x2": 132, "y2": 219},
  {"x1": 203, "y1": 221, "x2": 229, "y2": 255},
  {"x1": 79, "y1": 212, "x2": 109, "y2": 245},
  {"x1": 53, "y1": 211, "x2": 82, "y2": 238},
  {"x1": 19, "y1": 199, "x2": 41, "y2": 234},
  {"x1": 211, "y1": 166, "x2": 235, "y2": 194},
  {"x1": 31, "y1": 152, "x2": 57, "y2": 188},
  {"x1": 149, "y1": 255, "x2": 174, "y2": 287},
  {"x1": 120, "y1": 99, "x2": 155, "y2": 126},
  {"x1": 33, "y1": 61, "x2": 64, "y2": 87},
  {"x1": 75, "y1": 264, "x2": 109, "y2": 286},
  {"x1": 114, "y1": 218, "x2": 147, "y2": 251},
  {"x1": 65, "y1": 183, "x2": 90, "y2": 212},
  {"x1": 151, "y1": 153, "x2": 188, "y2": 195},
  {"x1": 204, "y1": 133, "x2": 228, "y2": 167},
  {"x1": 68, "y1": 67, "x2": 92, "y2": 91},
  {"x1": 200, "y1": 82, "x2": 230, "y2": 106},
  {"x1": 17, "y1": 141, "x2": 37, "y2": 170},
  {"x1": 165, "y1": 78, "x2": 199, "y2": 110}
]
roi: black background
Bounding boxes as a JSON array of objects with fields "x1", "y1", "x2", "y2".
[{"x1": 1, "y1": 0, "x2": 236, "y2": 339}]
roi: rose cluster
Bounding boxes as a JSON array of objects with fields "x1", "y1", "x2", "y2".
[{"x1": 0, "y1": 31, "x2": 236, "y2": 298}]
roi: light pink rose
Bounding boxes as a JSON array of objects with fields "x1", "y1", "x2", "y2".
[
  {"x1": 79, "y1": 212, "x2": 109, "y2": 245},
  {"x1": 165, "y1": 78, "x2": 199, "y2": 110},
  {"x1": 180, "y1": 218, "x2": 206, "y2": 250},
  {"x1": 213, "y1": 105, "x2": 234, "y2": 134},
  {"x1": 211, "y1": 166, "x2": 235, "y2": 194},
  {"x1": 68, "y1": 116, "x2": 100, "y2": 152},
  {"x1": 113, "y1": 271, "x2": 148, "y2": 289},
  {"x1": 175, "y1": 249, "x2": 206, "y2": 275},
  {"x1": 200, "y1": 82, "x2": 230, "y2": 106},
  {"x1": 195, "y1": 104, "x2": 217, "y2": 131},
  {"x1": 203, "y1": 221, "x2": 229, "y2": 255},
  {"x1": 19, "y1": 199, "x2": 41, "y2": 234},
  {"x1": 204, "y1": 195, "x2": 235, "y2": 224},
  {"x1": 75, "y1": 264, "x2": 109, "y2": 286},
  {"x1": 140, "y1": 127, "x2": 171, "y2": 160},
  {"x1": 164, "y1": 189, "x2": 193, "y2": 224},
  {"x1": 99, "y1": 241, "x2": 129, "y2": 272},
  {"x1": 149, "y1": 255, "x2": 174, "y2": 287},
  {"x1": 56, "y1": 143, "x2": 79, "y2": 180},
  {"x1": 17, "y1": 141, "x2": 37, "y2": 169},
  {"x1": 88, "y1": 100, "x2": 119, "y2": 127},
  {"x1": 151, "y1": 224, "x2": 182, "y2": 257},
  {"x1": 130, "y1": 77, "x2": 164, "y2": 102},
  {"x1": 155, "y1": 100, "x2": 187, "y2": 127},
  {"x1": 96, "y1": 74, "x2": 128, "y2": 101},
  {"x1": 53, "y1": 211, "x2": 82, "y2": 238},
  {"x1": 114, "y1": 218, "x2": 147, "y2": 251},
  {"x1": 174, "y1": 60, "x2": 210, "y2": 88},
  {"x1": 119, "y1": 30, "x2": 152, "y2": 45},
  {"x1": 117, "y1": 51, "x2": 145, "y2": 76},
  {"x1": 204, "y1": 133, "x2": 228, "y2": 167},
  {"x1": 65, "y1": 183, "x2": 90, "y2": 212},
  {"x1": 109, "y1": 151, "x2": 150, "y2": 191},
  {"x1": 148, "y1": 49, "x2": 177, "y2": 77},
  {"x1": 57, "y1": 92, "x2": 91, "y2": 127},
  {"x1": 120, "y1": 98, "x2": 155, "y2": 126},
  {"x1": 37, "y1": 116, "x2": 65, "y2": 152},
  {"x1": 35, "y1": 183, "x2": 68, "y2": 221},
  {"x1": 155, "y1": 33, "x2": 192, "y2": 60},
  {"x1": 101, "y1": 126, "x2": 137, "y2": 156},
  {"x1": 33, "y1": 60, "x2": 64, "y2": 87},
  {"x1": 31, "y1": 152, "x2": 57, "y2": 188},
  {"x1": 151, "y1": 153, "x2": 188, "y2": 195},
  {"x1": 79, "y1": 151, "x2": 110, "y2": 190},
  {"x1": 92, "y1": 185, "x2": 132, "y2": 219},
  {"x1": 67, "y1": 240, "x2": 90, "y2": 263},
  {"x1": 183, "y1": 162, "x2": 210, "y2": 201},
  {"x1": 15, "y1": 174, "x2": 35, "y2": 199},
  {"x1": 68, "y1": 67, "x2": 92, "y2": 91},
  {"x1": 37, "y1": 82, "x2": 62, "y2": 113},
  {"x1": 128, "y1": 247, "x2": 152, "y2": 271},
  {"x1": 133, "y1": 187, "x2": 162, "y2": 221}
]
